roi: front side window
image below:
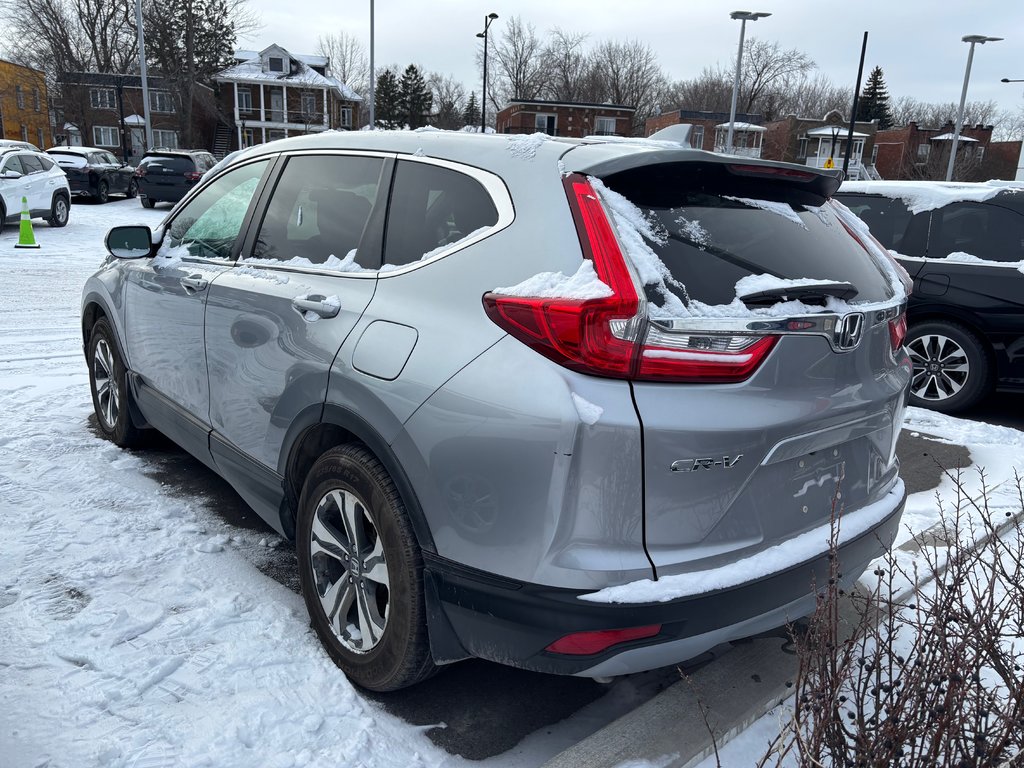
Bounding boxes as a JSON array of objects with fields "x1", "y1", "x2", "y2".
[
  {"x1": 90, "y1": 88, "x2": 116, "y2": 109},
  {"x1": 93, "y1": 126, "x2": 119, "y2": 147},
  {"x1": 383, "y1": 160, "x2": 499, "y2": 269},
  {"x1": 250, "y1": 154, "x2": 384, "y2": 266},
  {"x1": 1, "y1": 155, "x2": 25, "y2": 175},
  {"x1": 164, "y1": 160, "x2": 269, "y2": 261}
]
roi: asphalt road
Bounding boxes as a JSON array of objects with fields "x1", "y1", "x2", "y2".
[{"x1": 114, "y1": 394, "x2": 1016, "y2": 761}]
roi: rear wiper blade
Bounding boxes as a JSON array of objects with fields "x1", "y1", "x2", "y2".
[{"x1": 738, "y1": 281, "x2": 858, "y2": 308}]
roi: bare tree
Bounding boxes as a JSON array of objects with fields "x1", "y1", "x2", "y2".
[
  {"x1": 488, "y1": 15, "x2": 546, "y2": 109},
  {"x1": 890, "y1": 95, "x2": 1000, "y2": 129},
  {"x1": 659, "y1": 66, "x2": 733, "y2": 114},
  {"x1": 428, "y1": 71, "x2": 465, "y2": 130},
  {"x1": 739, "y1": 38, "x2": 816, "y2": 120},
  {"x1": 317, "y1": 31, "x2": 369, "y2": 97},
  {"x1": 540, "y1": 28, "x2": 596, "y2": 103},
  {"x1": 590, "y1": 39, "x2": 665, "y2": 134}
]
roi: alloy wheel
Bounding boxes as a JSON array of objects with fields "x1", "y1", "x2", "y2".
[
  {"x1": 907, "y1": 333, "x2": 970, "y2": 402},
  {"x1": 92, "y1": 338, "x2": 120, "y2": 429},
  {"x1": 308, "y1": 488, "x2": 390, "y2": 654}
]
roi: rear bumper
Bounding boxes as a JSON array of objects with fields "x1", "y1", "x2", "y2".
[{"x1": 424, "y1": 481, "x2": 904, "y2": 677}]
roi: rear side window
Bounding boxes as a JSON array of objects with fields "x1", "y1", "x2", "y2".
[
  {"x1": 250, "y1": 154, "x2": 384, "y2": 267},
  {"x1": 36, "y1": 155, "x2": 55, "y2": 171},
  {"x1": 383, "y1": 160, "x2": 499, "y2": 268},
  {"x1": 19, "y1": 154, "x2": 44, "y2": 174},
  {"x1": 928, "y1": 202, "x2": 1024, "y2": 262},
  {"x1": 836, "y1": 193, "x2": 928, "y2": 257},
  {"x1": 605, "y1": 166, "x2": 894, "y2": 306}
]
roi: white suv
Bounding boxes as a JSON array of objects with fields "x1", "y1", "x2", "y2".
[{"x1": 0, "y1": 147, "x2": 71, "y2": 231}]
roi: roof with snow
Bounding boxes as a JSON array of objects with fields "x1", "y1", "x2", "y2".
[
  {"x1": 714, "y1": 122, "x2": 767, "y2": 132},
  {"x1": 806, "y1": 126, "x2": 869, "y2": 138},
  {"x1": 233, "y1": 49, "x2": 329, "y2": 69},
  {"x1": 217, "y1": 45, "x2": 361, "y2": 102},
  {"x1": 931, "y1": 133, "x2": 978, "y2": 142}
]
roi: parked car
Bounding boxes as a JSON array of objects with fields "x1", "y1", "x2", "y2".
[
  {"x1": 47, "y1": 146, "x2": 137, "y2": 203},
  {"x1": 134, "y1": 149, "x2": 216, "y2": 208},
  {"x1": 836, "y1": 181, "x2": 1024, "y2": 412},
  {"x1": 83, "y1": 132, "x2": 910, "y2": 691},
  {"x1": 0, "y1": 138, "x2": 42, "y2": 151},
  {"x1": 0, "y1": 147, "x2": 71, "y2": 231}
]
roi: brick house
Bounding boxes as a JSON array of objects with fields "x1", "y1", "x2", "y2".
[
  {"x1": 496, "y1": 99, "x2": 635, "y2": 138},
  {"x1": 213, "y1": 45, "x2": 363, "y2": 156},
  {"x1": 57, "y1": 72, "x2": 217, "y2": 161},
  {"x1": 645, "y1": 109, "x2": 765, "y2": 155},
  {"x1": 872, "y1": 121, "x2": 995, "y2": 181},
  {"x1": 763, "y1": 110, "x2": 878, "y2": 179},
  {"x1": 0, "y1": 59, "x2": 51, "y2": 148}
]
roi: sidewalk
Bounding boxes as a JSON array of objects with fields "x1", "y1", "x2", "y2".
[{"x1": 542, "y1": 433, "x2": 971, "y2": 768}]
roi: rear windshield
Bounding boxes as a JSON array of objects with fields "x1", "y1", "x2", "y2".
[
  {"x1": 142, "y1": 156, "x2": 193, "y2": 173},
  {"x1": 603, "y1": 165, "x2": 895, "y2": 307},
  {"x1": 49, "y1": 152, "x2": 88, "y2": 168}
]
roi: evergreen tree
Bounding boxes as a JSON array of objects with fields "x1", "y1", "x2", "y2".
[
  {"x1": 462, "y1": 92, "x2": 480, "y2": 128},
  {"x1": 374, "y1": 69, "x2": 402, "y2": 129},
  {"x1": 398, "y1": 64, "x2": 433, "y2": 129},
  {"x1": 857, "y1": 66, "x2": 894, "y2": 130}
]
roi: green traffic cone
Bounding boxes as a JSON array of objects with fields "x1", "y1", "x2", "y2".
[{"x1": 14, "y1": 196, "x2": 40, "y2": 249}]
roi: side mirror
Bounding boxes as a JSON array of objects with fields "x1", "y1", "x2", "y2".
[
  {"x1": 1, "y1": 170, "x2": 23, "y2": 180},
  {"x1": 106, "y1": 225, "x2": 154, "y2": 259}
]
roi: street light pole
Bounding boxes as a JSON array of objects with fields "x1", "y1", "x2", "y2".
[
  {"x1": 726, "y1": 10, "x2": 770, "y2": 154},
  {"x1": 477, "y1": 13, "x2": 498, "y2": 134},
  {"x1": 946, "y1": 34, "x2": 1002, "y2": 182},
  {"x1": 135, "y1": 0, "x2": 153, "y2": 151}
]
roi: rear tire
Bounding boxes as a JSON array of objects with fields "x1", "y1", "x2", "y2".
[
  {"x1": 88, "y1": 318, "x2": 143, "y2": 447},
  {"x1": 905, "y1": 320, "x2": 991, "y2": 413},
  {"x1": 141, "y1": 196, "x2": 156, "y2": 209},
  {"x1": 47, "y1": 195, "x2": 69, "y2": 227},
  {"x1": 95, "y1": 180, "x2": 109, "y2": 204},
  {"x1": 296, "y1": 444, "x2": 435, "y2": 692}
]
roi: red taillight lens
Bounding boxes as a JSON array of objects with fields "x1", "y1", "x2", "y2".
[
  {"x1": 184, "y1": 171, "x2": 202, "y2": 181},
  {"x1": 134, "y1": 166, "x2": 146, "y2": 177},
  {"x1": 889, "y1": 312, "x2": 907, "y2": 351},
  {"x1": 545, "y1": 624, "x2": 662, "y2": 655},
  {"x1": 483, "y1": 174, "x2": 776, "y2": 383}
]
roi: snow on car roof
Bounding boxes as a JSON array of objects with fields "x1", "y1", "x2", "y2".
[{"x1": 838, "y1": 180, "x2": 1023, "y2": 214}]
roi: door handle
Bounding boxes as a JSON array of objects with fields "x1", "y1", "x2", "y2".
[
  {"x1": 292, "y1": 295, "x2": 340, "y2": 319},
  {"x1": 181, "y1": 275, "x2": 208, "y2": 293}
]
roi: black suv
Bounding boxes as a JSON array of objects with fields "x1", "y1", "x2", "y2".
[
  {"x1": 47, "y1": 147, "x2": 138, "y2": 203},
  {"x1": 134, "y1": 149, "x2": 216, "y2": 208},
  {"x1": 837, "y1": 181, "x2": 1024, "y2": 412}
]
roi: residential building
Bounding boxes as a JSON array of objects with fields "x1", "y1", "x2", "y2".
[
  {"x1": 0, "y1": 59, "x2": 51, "y2": 148},
  {"x1": 763, "y1": 111, "x2": 879, "y2": 179},
  {"x1": 645, "y1": 109, "x2": 765, "y2": 156},
  {"x1": 872, "y1": 121, "x2": 995, "y2": 181},
  {"x1": 496, "y1": 99, "x2": 635, "y2": 138},
  {"x1": 57, "y1": 72, "x2": 217, "y2": 161},
  {"x1": 214, "y1": 45, "x2": 363, "y2": 156}
]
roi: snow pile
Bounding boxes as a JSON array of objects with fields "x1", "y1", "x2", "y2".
[
  {"x1": 724, "y1": 196, "x2": 807, "y2": 229},
  {"x1": 506, "y1": 132, "x2": 550, "y2": 161},
  {"x1": 153, "y1": 241, "x2": 190, "y2": 269},
  {"x1": 245, "y1": 250, "x2": 370, "y2": 273},
  {"x1": 571, "y1": 393, "x2": 603, "y2": 425},
  {"x1": 942, "y1": 251, "x2": 1024, "y2": 274},
  {"x1": 673, "y1": 214, "x2": 709, "y2": 248},
  {"x1": 234, "y1": 265, "x2": 291, "y2": 284},
  {"x1": 734, "y1": 274, "x2": 850, "y2": 297},
  {"x1": 493, "y1": 259, "x2": 613, "y2": 299}
]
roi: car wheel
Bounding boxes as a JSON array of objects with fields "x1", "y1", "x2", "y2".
[
  {"x1": 88, "y1": 318, "x2": 142, "y2": 447},
  {"x1": 141, "y1": 196, "x2": 156, "y2": 209},
  {"x1": 47, "y1": 195, "x2": 69, "y2": 227},
  {"x1": 296, "y1": 444, "x2": 435, "y2": 692},
  {"x1": 95, "y1": 180, "x2": 109, "y2": 204},
  {"x1": 906, "y1": 320, "x2": 991, "y2": 413},
  {"x1": 127, "y1": 179, "x2": 139, "y2": 198}
]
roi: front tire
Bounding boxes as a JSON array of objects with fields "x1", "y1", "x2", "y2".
[
  {"x1": 141, "y1": 196, "x2": 156, "y2": 209},
  {"x1": 88, "y1": 318, "x2": 142, "y2": 447},
  {"x1": 906, "y1": 320, "x2": 991, "y2": 413},
  {"x1": 48, "y1": 195, "x2": 69, "y2": 227},
  {"x1": 296, "y1": 444, "x2": 435, "y2": 692},
  {"x1": 126, "y1": 178, "x2": 139, "y2": 198}
]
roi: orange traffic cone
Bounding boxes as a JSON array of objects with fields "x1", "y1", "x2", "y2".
[{"x1": 14, "y1": 196, "x2": 40, "y2": 249}]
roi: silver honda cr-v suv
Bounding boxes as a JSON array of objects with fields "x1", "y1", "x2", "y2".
[{"x1": 83, "y1": 130, "x2": 911, "y2": 691}]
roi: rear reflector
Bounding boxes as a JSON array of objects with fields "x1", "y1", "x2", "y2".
[
  {"x1": 546, "y1": 624, "x2": 662, "y2": 656},
  {"x1": 482, "y1": 174, "x2": 778, "y2": 383},
  {"x1": 889, "y1": 312, "x2": 907, "y2": 352}
]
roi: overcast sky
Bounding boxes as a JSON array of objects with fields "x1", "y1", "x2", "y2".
[{"x1": 242, "y1": 0, "x2": 1024, "y2": 118}]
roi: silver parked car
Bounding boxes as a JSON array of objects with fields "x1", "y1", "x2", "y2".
[{"x1": 82, "y1": 131, "x2": 910, "y2": 691}]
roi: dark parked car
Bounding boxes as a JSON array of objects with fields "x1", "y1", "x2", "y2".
[
  {"x1": 47, "y1": 147, "x2": 138, "y2": 203},
  {"x1": 837, "y1": 181, "x2": 1024, "y2": 412},
  {"x1": 83, "y1": 132, "x2": 909, "y2": 690},
  {"x1": 134, "y1": 149, "x2": 216, "y2": 208}
]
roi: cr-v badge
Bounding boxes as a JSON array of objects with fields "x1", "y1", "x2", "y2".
[{"x1": 671, "y1": 455, "x2": 743, "y2": 472}]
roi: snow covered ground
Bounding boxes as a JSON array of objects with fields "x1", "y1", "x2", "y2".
[{"x1": 4, "y1": 200, "x2": 1023, "y2": 768}]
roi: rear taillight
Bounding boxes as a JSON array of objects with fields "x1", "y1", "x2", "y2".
[
  {"x1": 482, "y1": 174, "x2": 778, "y2": 383},
  {"x1": 889, "y1": 312, "x2": 907, "y2": 352},
  {"x1": 134, "y1": 166, "x2": 146, "y2": 177},
  {"x1": 546, "y1": 624, "x2": 662, "y2": 655},
  {"x1": 184, "y1": 171, "x2": 202, "y2": 182}
]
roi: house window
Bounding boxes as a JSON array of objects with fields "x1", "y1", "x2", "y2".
[
  {"x1": 917, "y1": 144, "x2": 930, "y2": 161},
  {"x1": 90, "y1": 88, "x2": 116, "y2": 109},
  {"x1": 797, "y1": 137, "x2": 808, "y2": 159},
  {"x1": 21, "y1": 125, "x2": 29, "y2": 142},
  {"x1": 38, "y1": 128, "x2": 45, "y2": 147},
  {"x1": 153, "y1": 129, "x2": 178, "y2": 149},
  {"x1": 33, "y1": 88, "x2": 41, "y2": 111},
  {"x1": 301, "y1": 92, "x2": 317, "y2": 116},
  {"x1": 269, "y1": 57, "x2": 284, "y2": 72},
  {"x1": 691, "y1": 125, "x2": 705, "y2": 149},
  {"x1": 150, "y1": 91, "x2": 175, "y2": 113},
  {"x1": 93, "y1": 125, "x2": 119, "y2": 147},
  {"x1": 237, "y1": 87, "x2": 253, "y2": 111},
  {"x1": 871, "y1": 144, "x2": 879, "y2": 164},
  {"x1": 340, "y1": 106, "x2": 352, "y2": 128},
  {"x1": 16, "y1": 86, "x2": 24, "y2": 109},
  {"x1": 535, "y1": 113, "x2": 556, "y2": 136},
  {"x1": 267, "y1": 129, "x2": 287, "y2": 141},
  {"x1": 977, "y1": 146, "x2": 985, "y2": 162},
  {"x1": 594, "y1": 116, "x2": 616, "y2": 135},
  {"x1": 242, "y1": 127, "x2": 256, "y2": 148}
]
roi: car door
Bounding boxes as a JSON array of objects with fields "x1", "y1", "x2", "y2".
[
  {"x1": 203, "y1": 152, "x2": 389, "y2": 527},
  {"x1": 122, "y1": 157, "x2": 271, "y2": 465},
  {"x1": 100, "y1": 151, "x2": 125, "y2": 193},
  {"x1": 12, "y1": 153, "x2": 44, "y2": 213}
]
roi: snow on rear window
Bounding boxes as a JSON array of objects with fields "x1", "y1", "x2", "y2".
[
  {"x1": 723, "y1": 196, "x2": 807, "y2": 229},
  {"x1": 49, "y1": 153, "x2": 87, "y2": 168}
]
